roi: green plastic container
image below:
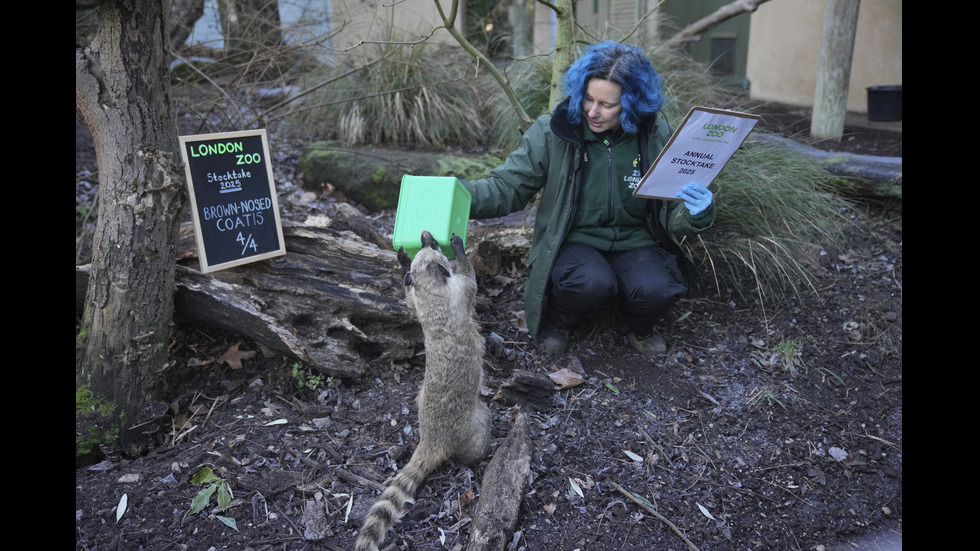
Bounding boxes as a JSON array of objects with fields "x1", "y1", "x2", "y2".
[{"x1": 392, "y1": 175, "x2": 471, "y2": 259}]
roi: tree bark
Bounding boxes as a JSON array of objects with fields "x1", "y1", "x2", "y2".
[
  {"x1": 170, "y1": 0, "x2": 206, "y2": 49},
  {"x1": 810, "y1": 0, "x2": 861, "y2": 140},
  {"x1": 468, "y1": 413, "x2": 532, "y2": 551},
  {"x1": 75, "y1": 0, "x2": 185, "y2": 452},
  {"x1": 218, "y1": 0, "x2": 285, "y2": 80},
  {"x1": 509, "y1": 0, "x2": 535, "y2": 58},
  {"x1": 548, "y1": 0, "x2": 574, "y2": 110},
  {"x1": 493, "y1": 369, "x2": 556, "y2": 411}
]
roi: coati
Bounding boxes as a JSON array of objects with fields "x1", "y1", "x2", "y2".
[{"x1": 355, "y1": 231, "x2": 491, "y2": 551}]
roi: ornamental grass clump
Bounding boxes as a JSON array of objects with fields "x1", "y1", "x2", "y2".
[
  {"x1": 650, "y1": 44, "x2": 856, "y2": 302},
  {"x1": 688, "y1": 139, "x2": 855, "y2": 302},
  {"x1": 283, "y1": 39, "x2": 491, "y2": 149}
]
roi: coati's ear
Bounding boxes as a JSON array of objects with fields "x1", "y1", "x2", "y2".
[{"x1": 403, "y1": 272, "x2": 413, "y2": 287}]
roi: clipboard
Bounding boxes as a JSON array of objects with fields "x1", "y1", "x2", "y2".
[{"x1": 633, "y1": 106, "x2": 760, "y2": 200}]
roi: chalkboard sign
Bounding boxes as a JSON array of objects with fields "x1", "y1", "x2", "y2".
[{"x1": 179, "y1": 129, "x2": 286, "y2": 273}]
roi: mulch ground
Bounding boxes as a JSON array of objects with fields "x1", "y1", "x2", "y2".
[{"x1": 76, "y1": 102, "x2": 902, "y2": 551}]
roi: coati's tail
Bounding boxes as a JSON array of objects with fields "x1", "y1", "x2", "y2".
[{"x1": 354, "y1": 448, "x2": 444, "y2": 551}]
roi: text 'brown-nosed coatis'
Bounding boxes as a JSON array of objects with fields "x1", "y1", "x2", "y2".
[{"x1": 354, "y1": 231, "x2": 490, "y2": 551}]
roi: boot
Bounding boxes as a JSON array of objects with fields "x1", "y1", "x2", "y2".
[
  {"x1": 629, "y1": 330, "x2": 667, "y2": 359},
  {"x1": 539, "y1": 324, "x2": 569, "y2": 355}
]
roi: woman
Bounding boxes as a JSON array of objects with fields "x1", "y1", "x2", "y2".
[{"x1": 459, "y1": 41, "x2": 716, "y2": 359}]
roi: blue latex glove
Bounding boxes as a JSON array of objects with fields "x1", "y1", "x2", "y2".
[{"x1": 676, "y1": 183, "x2": 713, "y2": 215}]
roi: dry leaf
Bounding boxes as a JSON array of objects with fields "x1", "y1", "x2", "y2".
[
  {"x1": 549, "y1": 368, "x2": 584, "y2": 389},
  {"x1": 116, "y1": 493, "x2": 128, "y2": 523},
  {"x1": 218, "y1": 342, "x2": 256, "y2": 370},
  {"x1": 172, "y1": 413, "x2": 193, "y2": 431},
  {"x1": 622, "y1": 449, "x2": 643, "y2": 462},
  {"x1": 510, "y1": 310, "x2": 527, "y2": 332},
  {"x1": 697, "y1": 502, "x2": 716, "y2": 520}
]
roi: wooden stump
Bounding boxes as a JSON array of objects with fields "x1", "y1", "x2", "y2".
[{"x1": 468, "y1": 412, "x2": 532, "y2": 551}]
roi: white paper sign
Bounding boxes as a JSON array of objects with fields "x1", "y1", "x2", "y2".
[{"x1": 633, "y1": 107, "x2": 760, "y2": 200}]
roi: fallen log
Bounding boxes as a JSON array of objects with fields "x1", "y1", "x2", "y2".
[
  {"x1": 750, "y1": 132, "x2": 902, "y2": 199},
  {"x1": 77, "y1": 223, "x2": 421, "y2": 380}
]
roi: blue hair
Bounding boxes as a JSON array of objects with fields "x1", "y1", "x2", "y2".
[{"x1": 563, "y1": 41, "x2": 665, "y2": 134}]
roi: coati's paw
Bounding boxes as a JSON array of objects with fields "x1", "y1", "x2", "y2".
[
  {"x1": 450, "y1": 234, "x2": 466, "y2": 258},
  {"x1": 397, "y1": 247, "x2": 414, "y2": 287},
  {"x1": 397, "y1": 247, "x2": 411, "y2": 269}
]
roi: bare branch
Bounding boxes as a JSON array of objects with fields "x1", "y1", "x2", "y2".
[
  {"x1": 433, "y1": 0, "x2": 535, "y2": 129},
  {"x1": 663, "y1": 0, "x2": 773, "y2": 49}
]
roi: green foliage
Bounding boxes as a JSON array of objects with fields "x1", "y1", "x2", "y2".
[
  {"x1": 76, "y1": 326, "x2": 89, "y2": 347},
  {"x1": 76, "y1": 386, "x2": 115, "y2": 417},
  {"x1": 76, "y1": 202, "x2": 97, "y2": 221},
  {"x1": 76, "y1": 425, "x2": 113, "y2": 458},
  {"x1": 434, "y1": 152, "x2": 505, "y2": 180},
  {"x1": 646, "y1": 45, "x2": 857, "y2": 302},
  {"x1": 291, "y1": 363, "x2": 333, "y2": 392},
  {"x1": 75, "y1": 386, "x2": 120, "y2": 459},
  {"x1": 690, "y1": 142, "x2": 854, "y2": 302},
  {"x1": 773, "y1": 339, "x2": 804, "y2": 376},
  {"x1": 747, "y1": 386, "x2": 786, "y2": 410},
  {"x1": 188, "y1": 466, "x2": 238, "y2": 531}
]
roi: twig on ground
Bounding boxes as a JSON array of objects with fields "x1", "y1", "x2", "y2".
[
  {"x1": 336, "y1": 468, "x2": 387, "y2": 492},
  {"x1": 609, "y1": 481, "x2": 701, "y2": 551},
  {"x1": 638, "y1": 426, "x2": 673, "y2": 466}
]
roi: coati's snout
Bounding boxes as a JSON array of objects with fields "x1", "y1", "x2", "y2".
[{"x1": 420, "y1": 230, "x2": 439, "y2": 251}]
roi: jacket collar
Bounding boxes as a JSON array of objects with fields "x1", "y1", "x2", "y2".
[{"x1": 550, "y1": 98, "x2": 584, "y2": 148}]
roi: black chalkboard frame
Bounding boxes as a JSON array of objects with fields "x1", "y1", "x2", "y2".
[{"x1": 179, "y1": 129, "x2": 286, "y2": 273}]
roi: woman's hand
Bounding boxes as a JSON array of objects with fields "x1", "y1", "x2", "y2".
[{"x1": 677, "y1": 183, "x2": 713, "y2": 215}]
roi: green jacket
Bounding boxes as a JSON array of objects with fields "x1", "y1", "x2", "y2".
[{"x1": 460, "y1": 99, "x2": 716, "y2": 340}]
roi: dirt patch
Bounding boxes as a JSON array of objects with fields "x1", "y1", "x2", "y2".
[
  {"x1": 76, "y1": 104, "x2": 902, "y2": 551},
  {"x1": 748, "y1": 100, "x2": 902, "y2": 158}
]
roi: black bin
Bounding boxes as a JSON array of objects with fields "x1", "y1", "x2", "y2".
[{"x1": 867, "y1": 85, "x2": 902, "y2": 122}]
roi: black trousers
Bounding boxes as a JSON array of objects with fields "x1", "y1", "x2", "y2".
[{"x1": 547, "y1": 242, "x2": 687, "y2": 337}]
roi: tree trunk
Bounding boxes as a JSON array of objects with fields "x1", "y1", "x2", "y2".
[
  {"x1": 810, "y1": 0, "x2": 861, "y2": 140},
  {"x1": 509, "y1": 0, "x2": 535, "y2": 58},
  {"x1": 75, "y1": 0, "x2": 185, "y2": 452},
  {"x1": 548, "y1": 0, "x2": 575, "y2": 110},
  {"x1": 170, "y1": 0, "x2": 206, "y2": 49},
  {"x1": 218, "y1": 0, "x2": 285, "y2": 80}
]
